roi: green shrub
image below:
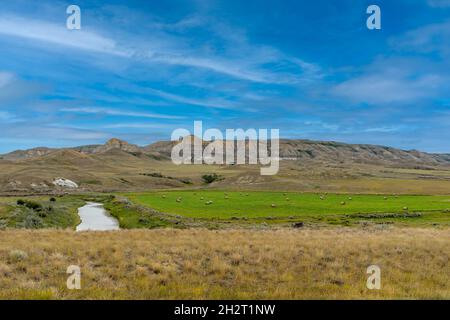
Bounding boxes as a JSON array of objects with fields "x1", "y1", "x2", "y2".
[
  {"x1": 180, "y1": 179, "x2": 193, "y2": 185},
  {"x1": 24, "y1": 201, "x2": 43, "y2": 212},
  {"x1": 38, "y1": 211, "x2": 47, "y2": 218},
  {"x1": 202, "y1": 173, "x2": 222, "y2": 184},
  {"x1": 142, "y1": 172, "x2": 164, "y2": 178},
  {"x1": 17, "y1": 199, "x2": 25, "y2": 206},
  {"x1": 49, "y1": 197, "x2": 56, "y2": 202}
]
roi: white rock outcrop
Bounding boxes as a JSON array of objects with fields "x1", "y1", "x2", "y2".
[{"x1": 53, "y1": 178, "x2": 78, "y2": 189}]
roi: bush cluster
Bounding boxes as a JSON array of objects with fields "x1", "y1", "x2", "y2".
[
  {"x1": 201, "y1": 173, "x2": 222, "y2": 184},
  {"x1": 17, "y1": 199, "x2": 43, "y2": 212}
]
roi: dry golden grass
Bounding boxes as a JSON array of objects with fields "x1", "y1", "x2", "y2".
[
  {"x1": 2, "y1": 154, "x2": 450, "y2": 195},
  {"x1": 0, "y1": 227, "x2": 449, "y2": 299}
]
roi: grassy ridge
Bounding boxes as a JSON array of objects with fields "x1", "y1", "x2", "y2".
[
  {"x1": 104, "y1": 198, "x2": 175, "y2": 229},
  {"x1": 0, "y1": 228, "x2": 448, "y2": 299}
]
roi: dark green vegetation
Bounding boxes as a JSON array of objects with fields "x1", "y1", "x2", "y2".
[
  {"x1": 140, "y1": 172, "x2": 192, "y2": 185},
  {"x1": 201, "y1": 173, "x2": 223, "y2": 184},
  {"x1": 0, "y1": 196, "x2": 85, "y2": 229}
]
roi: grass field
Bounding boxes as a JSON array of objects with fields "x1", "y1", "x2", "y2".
[
  {"x1": 128, "y1": 191, "x2": 450, "y2": 218},
  {"x1": 125, "y1": 191, "x2": 450, "y2": 226},
  {"x1": 1, "y1": 192, "x2": 450, "y2": 229},
  {"x1": 0, "y1": 228, "x2": 448, "y2": 299}
]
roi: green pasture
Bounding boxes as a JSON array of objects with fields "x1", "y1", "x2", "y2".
[{"x1": 126, "y1": 191, "x2": 450, "y2": 219}]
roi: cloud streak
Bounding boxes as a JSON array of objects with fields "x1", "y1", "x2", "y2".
[
  {"x1": 427, "y1": 0, "x2": 450, "y2": 8},
  {"x1": 60, "y1": 107, "x2": 184, "y2": 119},
  {"x1": 0, "y1": 71, "x2": 14, "y2": 87},
  {"x1": 390, "y1": 20, "x2": 450, "y2": 57},
  {"x1": 0, "y1": 13, "x2": 321, "y2": 84},
  {"x1": 144, "y1": 88, "x2": 236, "y2": 109},
  {"x1": 0, "y1": 15, "x2": 129, "y2": 56},
  {"x1": 332, "y1": 69, "x2": 446, "y2": 104}
]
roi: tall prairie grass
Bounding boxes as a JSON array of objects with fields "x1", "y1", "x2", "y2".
[{"x1": 0, "y1": 227, "x2": 448, "y2": 299}]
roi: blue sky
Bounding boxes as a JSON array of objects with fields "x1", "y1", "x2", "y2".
[{"x1": 0, "y1": 0, "x2": 449, "y2": 153}]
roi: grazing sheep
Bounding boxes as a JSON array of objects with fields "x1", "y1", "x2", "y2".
[
  {"x1": 384, "y1": 197, "x2": 388, "y2": 200},
  {"x1": 348, "y1": 197, "x2": 352, "y2": 200},
  {"x1": 340, "y1": 201, "x2": 346, "y2": 205},
  {"x1": 176, "y1": 197, "x2": 182, "y2": 203},
  {"x1": 271, "y1": 204, "x2": 276, "y2": 208}
]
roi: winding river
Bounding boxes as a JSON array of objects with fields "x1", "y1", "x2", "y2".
[{"x1": 76, "y1": 202, "x2": 120, "y2": 231}]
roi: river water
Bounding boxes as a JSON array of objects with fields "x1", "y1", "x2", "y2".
[{"x1": 76, "y1": 202, "x2": 120, "y2": 231}]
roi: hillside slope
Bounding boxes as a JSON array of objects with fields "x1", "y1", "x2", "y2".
[{"x1": 0, "y1": 138, "x2": 449, "y2": 194}]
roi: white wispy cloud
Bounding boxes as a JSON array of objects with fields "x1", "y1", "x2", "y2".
[
  {"x1": 390, "y1": 20, "x2": 450, "y2": 57},
  {"x1": 333, "y1": 18, "x2": 450, "y2": 106},
  {"x1": 0, "y1": 111, "x2": 16, "y2": 121},
  {"x1": 0, "y1": 13, "x2": 321, "y2": 84},
  {"x1": 144, "y1": 88, "x2": 236, "y2": 109},
  {"x1": 150, "y1": 54, "x2": 274, "y2": 83},
  {"x1": 102, "y1": 123, "x2": 177, "y2": 129},
  {"x1": 2, "y1": 123, "x2": 111, "y2": 141},
  {"x1": 427, "y1": 0, "x2": 450, "y2": 8},
  {"x1": 0, "y1": 71, "x2": 14, "y2": 87},
  {"x1": 303, "y1": 120, "x2": 339, "y2": 132},
  {"x1": 332, "y1": 70, "x2": 445, "y2": 104},
  {"x1": 364, "y1": 126, "x2": 403, "y2": 133},
  {"x1": 0, "y1": 15, "x2": 129, "y2": 57},
  {"x1": 60, "y1": 107, "x2": 184, "y2": 119}
]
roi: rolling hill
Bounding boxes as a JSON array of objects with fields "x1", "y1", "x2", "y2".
[{"x1": 0, "y1": 137, "x2": 449, "y2": 194}]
